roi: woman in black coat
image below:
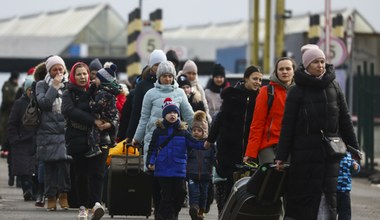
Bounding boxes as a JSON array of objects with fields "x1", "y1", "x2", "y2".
[
  {"x1": 7, "y1": 76, "x2": 36, "y2": 201},
  {"x1": 275, "y1": 44, "x2": 360, "y2": 220},
  {"x1": 205, "y1": 66, "x2": 263, "y2": 214}
]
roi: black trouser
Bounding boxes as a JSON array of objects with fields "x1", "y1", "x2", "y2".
[
  {"x1": 152, "y1": 174, "x2": 162, "y2": 216},
  {"x1": 157, "y1": 177, "x2": 186, "y2": 220},
  {"x1": 44, "y1": 160, "x2": 71, "y2": 197},
  {"x1": 72, "y1": 147, "x2": 109, "y2": 208}
]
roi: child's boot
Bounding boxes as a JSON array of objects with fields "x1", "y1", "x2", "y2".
[
  {"x1": 198, "y1": 208, "x2": 206, "y2": 219},
  {"x1": 189, "y1": 205, "x2": 200, "y2": 220}
]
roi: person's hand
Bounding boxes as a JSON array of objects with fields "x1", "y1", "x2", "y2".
[
  {"x1": 52, "y1": 72, "x2": 64, "y2": 89},
  {"x1": 94, "y1": 119, "x2": 104, "y2": 128},
  {"x1": 353, "y1": 161, "x2": 359, "y2": 171},
  {"x1": 275, "y1": 160, "x2": 284, "y2": 171},
  {"x1": 147, "y1": 164, "x2": 155, "y2": 171},
  {"x1": 98, "y1": 121, "x2": 111, "y2": 131},
  {"x1": 243, "y1": 156, "x2": 252, "y2": 163},
  {"x1": 132, "y1": 139, "x2": 139, "y2": 147},
  {"x1": 204, "y1": 141, "x2": 211, "y2": 149}
]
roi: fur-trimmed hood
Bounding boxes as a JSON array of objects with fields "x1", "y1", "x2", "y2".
[{"x1": 156, "y1": 118, "x2": 188, "y2": 130}]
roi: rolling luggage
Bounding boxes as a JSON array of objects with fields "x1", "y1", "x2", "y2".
[
  {"x1": 107, "y1": 144, "x2": 152, "y2": 218},
  {"x1": 219, "y1": 162, "x2": 289, "y2": 220}
]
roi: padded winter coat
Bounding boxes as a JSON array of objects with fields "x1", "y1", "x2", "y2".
[{"x1": 276, "y1": 64, "x2": 359, "y2": 220}]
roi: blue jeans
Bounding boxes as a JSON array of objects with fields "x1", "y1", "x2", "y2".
[
  {"x1": 188, "y1": 179, "x2": 209, "y2": 209},
  {"x1": 337, "y1": 191, "x2": 351, "y2": 220}
]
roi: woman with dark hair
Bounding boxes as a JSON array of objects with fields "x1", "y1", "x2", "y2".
[
  {"x1": 245, "y1": 57, "x2": 296, "y2": 164},
  {"x1": 204, "y1": 65, "x2": 263, "y2": 216}
]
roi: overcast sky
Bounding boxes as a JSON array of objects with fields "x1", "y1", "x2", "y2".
[{"x1": 1, "y1": 0, "x2": 379, "y2": 32}]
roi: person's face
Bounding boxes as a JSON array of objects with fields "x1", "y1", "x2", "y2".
[
  {"x1": 181, "y1": 85, "x2": 191, "y2": 96},
  {"x1": 165, "y1": 111, "x2": 178, "y2": 123},
  {"x1": 185, "y1": 72, "x2": 196, "y2": 82},
  {"x1": 307, "y1": 58, "x2": 325, "y2": 77},
  {"x1": 90, "y1": 70, "x2": 97, "y2": 80},
  {"x1": 213, "y1": 75, "x2": 225, "y2": 86},
  {"x1": 151, "y1": 63, "x2": 159, "y2": 74},
  {"x1": 50, "y1": 64, "x2": 65, "y2": 78},
  {"x1": 192, "y1": 127, "x2": 204, "y2": 140},
  {"x1": 244, "y1": 72, "x2": 263, "y2": 91},
  {"x1": 26, "y1": 88, "x2": 32, "y2": 97},
  {"x1": 74, "y1": 67, "x2": 89, "y2": 88},
  {"x1": 277, "y1": 60, "x2": 294, "y2": 85},
  {"x1": 159, "y1": 73, "x2": 174, "y2": 85}
]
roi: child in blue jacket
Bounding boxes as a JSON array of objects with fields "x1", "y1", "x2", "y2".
[
  {"x1": 337, "y1": 152, "x2": 360, "y2": 220},
  {"x1": 146, "y1": 98, "x2": 208, "y2": 220}
]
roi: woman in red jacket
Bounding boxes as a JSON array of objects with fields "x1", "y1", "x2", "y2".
[{"x1": 244, "y1": 57, "x2": 296, "y2": 164}]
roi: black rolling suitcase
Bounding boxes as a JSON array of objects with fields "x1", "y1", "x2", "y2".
[
  {"x1": 107, "y1": 145, "x2": 152, "y2": 218},
  {"x1": 219, "y1": 162, "x2": 289, "y2": 220}
]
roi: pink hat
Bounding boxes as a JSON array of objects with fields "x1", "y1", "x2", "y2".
[
  {"x1": 182, "y1": 60, "x2": 198, "y2": 75},
  {"x1": 301, "y1": 44, "x2": 325, "y2": 68}
]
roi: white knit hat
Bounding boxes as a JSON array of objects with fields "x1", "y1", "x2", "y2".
[
  {"x1": 46, "y1": 55, "x2": 65, "y2": 72},
  {"x1": 148, "y1": 49, "x2": 167, "y2": 67}
]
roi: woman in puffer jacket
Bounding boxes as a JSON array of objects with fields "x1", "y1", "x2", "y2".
[{"x1": 275, "y1": 45, "x2": 360, "y2": 220}]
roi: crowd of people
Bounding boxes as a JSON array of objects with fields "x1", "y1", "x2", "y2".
[{"x1": 0, "y1": 44, "x2": 361, "y2": 220}]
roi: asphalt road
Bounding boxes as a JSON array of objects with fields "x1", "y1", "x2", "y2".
[{"x1": 1, "y1": 157, "x2": 380, "y2": 219}]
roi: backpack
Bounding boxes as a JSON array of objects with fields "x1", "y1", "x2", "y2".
[
  {"x1": 23, "y1": 87, "x2": 41, "y2": 129},
  {"x1": 266, "y1": 84, "x2": 274, "y2": 114}
]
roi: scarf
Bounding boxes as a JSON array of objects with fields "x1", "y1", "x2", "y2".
[{"x1": 44, "y1": 73, "x2": 67, "y2": 114}]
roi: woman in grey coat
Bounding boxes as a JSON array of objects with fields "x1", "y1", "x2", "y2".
[{"x1": 35, "y1": 55, "x2": 71, "y2": 211}]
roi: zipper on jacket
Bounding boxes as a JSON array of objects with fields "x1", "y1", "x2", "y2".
[
  {"x1": 267, "y1": 118, "x2": 273, "y2": 141},
  {"x1": 198, "y1": 151, "x2": 202, "y2": 180},
  {"x1": 242, "y1": 96, "x2": 250, "y2": 156},
  {"x1": 304, "y1": 108, "x2": 309, "y2": 135}
]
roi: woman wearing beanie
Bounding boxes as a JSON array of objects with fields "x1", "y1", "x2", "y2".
[
  {"x1": 204, "y1": 63, "x2": 231, "y2": 118},
  {"x1": 274, "y1": 44, "x2": 360, "y2": 220},
  {"x1": 126, "y1": 49, "x2": 167, "y2": 143},
  {"x1": 204, "y1": 65, "x2": 263, "y2": 216},
  {"x1": 7, "y1": 75, "x2": 36, "y2": 201},
  {"x1": 181, "y1": 60, "x2": 212, "y2": 122},
  {"x1": 35, "y1": 55, "x2": 71, "y2": 211},
  {"x1": 245, "y1": 57, "x2": 296, "y2": 164},
  {"x1": 132, "y1": 60, "x2": 194, "y2": 218}
]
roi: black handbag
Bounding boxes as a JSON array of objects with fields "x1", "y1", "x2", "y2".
[
  {"x1": 321, "y1": 131, "x2": 347, "y2": 158},
  {"x1": 307, "y1": 85, "x2": 347, "y2": 159}
]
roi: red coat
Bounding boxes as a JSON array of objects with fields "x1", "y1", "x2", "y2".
[
  {"x1": 245, "y1": 82, "x2": 287, "y2": 158},
  {"x1": 116, "y1": 93, "x2": 126, "y2": 116}
]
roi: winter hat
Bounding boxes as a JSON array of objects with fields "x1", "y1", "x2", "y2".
[
  {"x1": 211, "y1": 63, "x2": 226, "y2": 78},
  {"x1": 149, "y1": 49, "x2": 167, "y2": 67},
  {"x1": 166, "y1": 50, "x2": 179, "y2": 68},
  {"x1": 23, "y1": 75, "x2": 34, "y2": 92},
  {"x1": 192, "y1": 110, "x2": 208, "y2": 138},
  {"x1": 162, "y1": 97, "x2": 180, "y2": 118},
  {"x1": 97, "y1": 64, "x2": 117, "y2": 84},
  {"x1": 10, "y1": 71, "x2": 20, "y2": 80},
  {"x1": 156, "y1": 61, "x2": 176, "y2": 81},
  {"x1": 46, "y1": 55, "x2": 65, "y2": 72},
  {"x1": 301, "y1": 44, "x2": 326, "y2": 68},
  {"x1": 182, "y1": 60, "x2": 198, "y2": 75},
  {"x1": 27, "y1": 67, "x2": 35, "y2": 75},
  {"x1": 89, "y1": 58, "x2": 102, "y2": 72},
  {"x1": 244, "y1": 65, "x2": 261, "y2": 79},
  {"x1": 177, "y1": 74, "x2": 191, "y2": 88}
]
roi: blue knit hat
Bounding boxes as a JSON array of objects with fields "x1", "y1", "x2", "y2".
[
  {"x1": 96, "y1": 64, "x2": 117, "y2": 84},
  {"x1": 162, "y1": 97, "x2": 180, "y2": 118}
]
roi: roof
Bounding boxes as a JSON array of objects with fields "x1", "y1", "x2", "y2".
[
  {"x1": 0, "y1": 3, "x2": 124, "y2": 58},
  {"x1": 164, "y1": 8, "x2": 377, "y2": 42}
]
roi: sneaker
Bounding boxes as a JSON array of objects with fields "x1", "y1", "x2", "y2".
[
  {"x1": 84, "y1": 146, "x2": 102, "y2": 158},
  {"x1": 78, "y1": 206, "x2": 88, "y2": 220},
  {"x1": 23, "y1": 191, "x2": 34, "y2": 201},
  {"x1": 91, "y1": 202, "x2": 105, "y2": 220}
]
